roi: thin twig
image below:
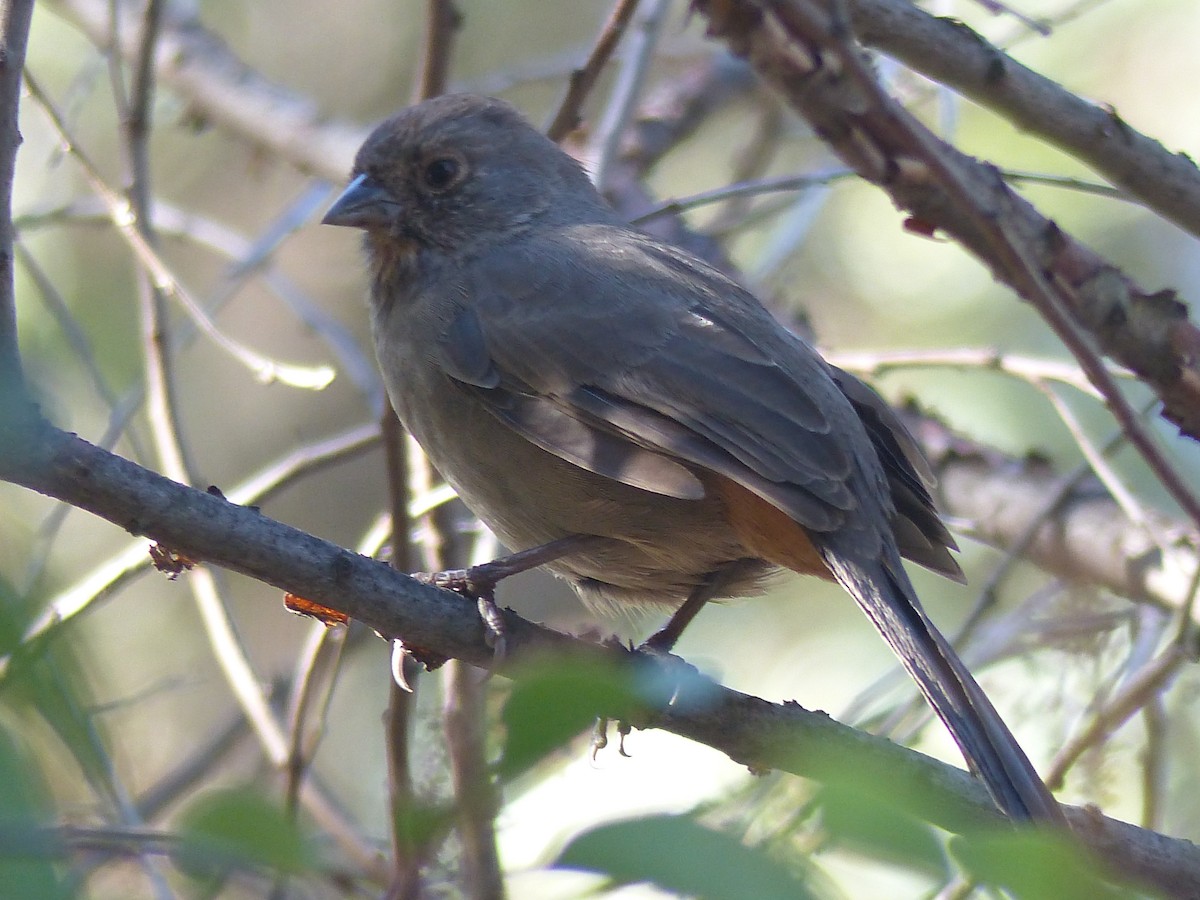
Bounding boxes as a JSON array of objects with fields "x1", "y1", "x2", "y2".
[
  {"x1": 414, "y1": 0, "x2": 462, "y2": 102},
  {"x1": 0, "y1": 0, "x2": 36, "y2": 402},
  {"x1": 284, "y1": 621, "x2": 349, "y2": 818},
  {"x1": 1044, "y1": 634, "x2": 1192, "y2": 790},
  {"x1": 1035, "y1": 382, "x2": 1150, "y2": 529},
  {"x1": 829, "y1": 346, "x2": 1125, "y2": 400},
  {"x1": 382, "y1": 410, "x2": 426, "y2": 900},
  {"x1": 13, "y1": 237, "x2": 147, "y2": 459},
  {"x1": 592, "y1": 0, "x2": 672, "y2": 191},
  {"x1": 632, "y1": 167, "x2": 854, "y2": 225},
  {"x1": 1140, "y1": 698, "x2": 1167, "y2": 830},
  {"x1": 21, "y1": 70, "x2": 335, "y2": 390},
  {"x1": 443, "y1": 661, "x2": 502, "y2": 900},
  {"x1": 16, "y1": 193, "x2": 382, "y2": 407},
  {"x1": 545, "y1": 0, "x2": 641, "y2": 142}
]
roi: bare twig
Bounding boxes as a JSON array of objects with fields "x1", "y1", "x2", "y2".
[
  {"x1": 382, "y1": 409, "x2": 426, "y2": 900},
  {"x1": 283, "y1": 622, "x2": 348, "y2": 818},
  {"x1": 13, "y1": 238, "x2": 147, "y2": 459},
  {"x1": 0, "y1": 0, "x2": 36, "y2": 401},
  {"x1": 545, "y1": 0, "x2": 641, "y2": 142},
  {"x1": 1044, "y1": 555, "x2": 1200, "y2": 791},
  {"x1": 413, "y1": 0, "x2": 462, "y2": 102},
  {"x1": 1140, "y1": 698, "x2": 1167, "y2": 830},
  {"x1": 16, "y1": 192, "x2": 382, "y2": 407},
  {"x1": 443, "y1": 661, "x2": 502, "y2": 900},
  {"x1": 1035, "y1": 383, "x2": 1149, "y2": 529},
  {"x1": 22, "y1": 71, "x2": 336, "y2": 390},
  {"x1": 829, "y1": 346, "x2": 1124, "y2": 400},
  {"x1": 591, "y1": 0, "x2": 672, "y2": 191}
]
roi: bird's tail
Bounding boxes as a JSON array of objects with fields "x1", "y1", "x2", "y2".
[{"x1": 824, "y1": 553, "x2": 1063, "y2": 823}]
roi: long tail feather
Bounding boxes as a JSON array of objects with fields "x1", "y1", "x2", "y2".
[{"x1": 824, "y1": 553, "x2": 1063, "y2": 823}]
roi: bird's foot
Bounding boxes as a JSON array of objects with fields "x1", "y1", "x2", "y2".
[
  {"x1": 591, "y1": 716, "x2": 633, "y2": 759},
  {"x1": 413, "y1": 568, "x2": 508, "y2": 660}
]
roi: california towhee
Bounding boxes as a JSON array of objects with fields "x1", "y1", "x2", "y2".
[{"x1": 323, "y1": 94, "x2": 1059, "y2": 822}]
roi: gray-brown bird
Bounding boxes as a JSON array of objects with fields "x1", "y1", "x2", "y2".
[{"x1": 323, "y1": 93, "x2": 1060, "y2": 822}]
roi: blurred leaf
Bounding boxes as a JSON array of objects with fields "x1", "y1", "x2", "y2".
[
  {"x1": 816, "y1": 784, "x2": 947, "y2": 878},
  {"x1": 176, "y1": 788, "x2": 314, "y2": 881},
  {"x1": 0, "y1": 723, "x2": 67, "y2": 900},
  {"x1": 0, "y1": 575, "x2": 120, "y2": 810},
  {"x1": 953, "y1": 828, "x2": 1132, "y2": 900},
  {"x1": 555, "y1": 813, "x2": 815, "y2": 900},
  {"x1": 497, "y1": 656, "x2": 647, "y2": 781}
]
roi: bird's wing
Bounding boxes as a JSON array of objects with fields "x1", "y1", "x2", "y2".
[{"x1": 437, "y1": 224, "x2": 880, "y2": 542}]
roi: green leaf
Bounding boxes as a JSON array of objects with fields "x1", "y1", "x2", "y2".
[
  {"x1": 0, "y1": 724, "x2": 67, "y2": 900},
  {"x1": 555, "y1": 813, "x2": 815, "y2": 900},
  {"x1": 496, "y1": 657, "x2": 646, "y2": 781},
  {"x1": 816, "y1": 784, "x2": 947, "y2": 878},
  {"x1": 0, "y1": 576, "x2": 113, "y2": 805},
  {"x1": 176, "y1": 788, "x2": 314, "y2": 880},
  {"x1": 953, "y1": 828, "x2": 1133, "y2": 900}
]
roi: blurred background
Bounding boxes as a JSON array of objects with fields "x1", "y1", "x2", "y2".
[{"x1": 4, "y1": 0, "x2": 1200, "y2": 896}]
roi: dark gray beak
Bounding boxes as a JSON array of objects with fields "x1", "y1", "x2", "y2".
[{"x1": 322, "y1": 174, "x2": 399, "y2": 229}]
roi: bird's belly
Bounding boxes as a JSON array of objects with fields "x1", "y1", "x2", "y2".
[{"x1": 387, "y1": 366, "x2": 771, "y2": 607}]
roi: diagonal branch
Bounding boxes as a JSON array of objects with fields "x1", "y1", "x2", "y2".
[
  {"x1": 0, "y1": 421, "x2": 1197, "y2": 896},
  {"x1": 848, "y1": 0, "x2": 1200, "y2": 239},
  {"x1": 692, "y1": 0, "x2": 1200, "y2": 500}
]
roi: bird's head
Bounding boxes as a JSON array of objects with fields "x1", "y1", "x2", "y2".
[{"x1": 323, "y1": 94, "x2": 602, "y2": 262}]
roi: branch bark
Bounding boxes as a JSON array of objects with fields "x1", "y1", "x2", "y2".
[
  {"x1": 692, "y1": 0, "x2": 1200, "y2": 489},
  {"x1": 849, "y1": 0, "x2": 1200, "y2": 240},
  {"x1": 905, "y1": 408, "x2": 1200, "y2": 618},
  {"x1": 0, "y1": 422, "x2": 1198, "y2": 896},
  {"x1": 0, "y1": 0, "x2": 35, "y2": 401}
]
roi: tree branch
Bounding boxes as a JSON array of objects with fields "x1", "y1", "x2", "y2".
[
  {"x1": 693, "y1": 0, "x2": 1200, "y2": 488},
  {"x1": 849, "y1": 0, "x2": 1200, "y2": 240},
  {"x1": 902, "y1": 407, "x2": 1200, "y2": 619},
  {"x1": 0, "y1": 422, "x2": 1198, "y2": 895},
  {"x1": 0, "y1": 0, "x2": 35, "y2": 402}
]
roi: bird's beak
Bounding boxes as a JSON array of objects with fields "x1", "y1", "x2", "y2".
[{"x1": 321, "y1": 174, "x2": 399, "y2": 230}]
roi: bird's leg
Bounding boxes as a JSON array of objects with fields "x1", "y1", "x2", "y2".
[
  {"x1": 640, "y1": 565, "x2": 744, "y2": 653},
  {"x1": 598, "y1": 571, "x2": 739, "y2": 754},
  {"x1": 415, "y1": 533, "x2": 613, "y2": 657},
  {"x1": 420, "y1": 533, "x2": 609, "y2": 594}
]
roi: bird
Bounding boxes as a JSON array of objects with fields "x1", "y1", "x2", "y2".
[{"x1": 322, "y1": 93, "x2": 1061, "y2": 823}]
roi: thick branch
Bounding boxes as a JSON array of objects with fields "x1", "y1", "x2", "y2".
[
  {"x1": 694, "y1": 0, "x2": 1200, "y2": 447},
  {"x1": 900, "y1": 407, "x2": 1200, "y2": 616},
  {"x1": 1, "y1": 421, "x2": 1198, "y2": 895},
  {"x1": 849, "y1": 0, "x2": 1200, "y2": 240}
]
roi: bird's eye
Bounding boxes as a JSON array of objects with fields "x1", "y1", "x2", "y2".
[{"x1": 423, "y1": 156, "x2": 461, "y2": 191}]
